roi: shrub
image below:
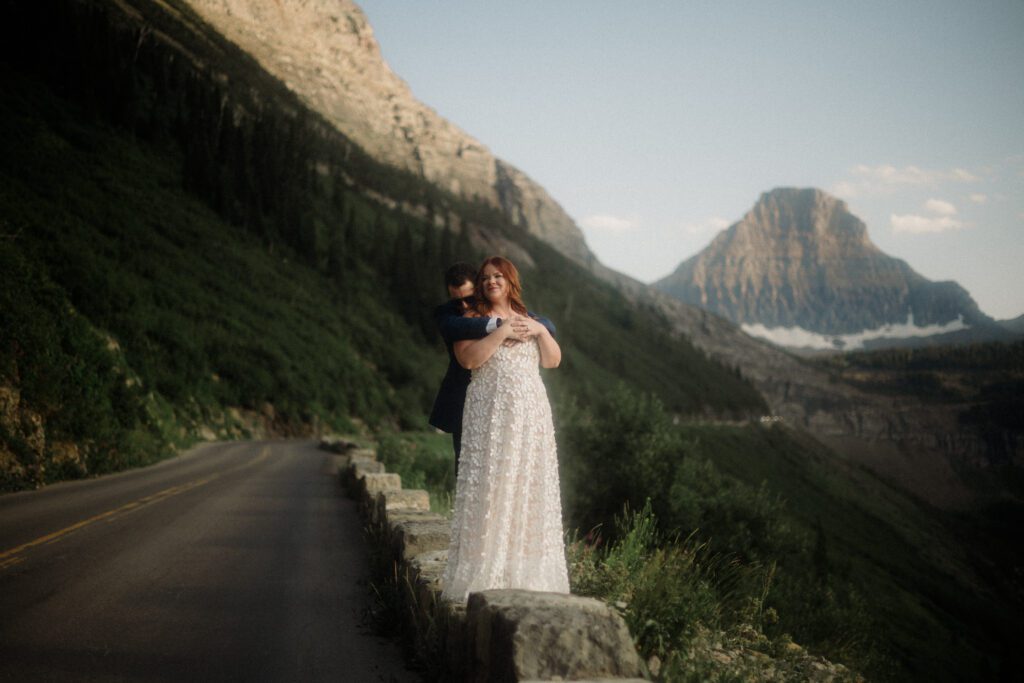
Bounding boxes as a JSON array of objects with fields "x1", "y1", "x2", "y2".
[
  {"x1": 560, "y1": 384, "x2": 682, "y2": 532},
  {"x1": 569, "y1": 501, "x2": 774, "y2": 666}
]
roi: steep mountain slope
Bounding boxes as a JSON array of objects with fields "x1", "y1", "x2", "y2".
[
  {"x1": 181, "y1": 0, "x2": 596, "y2": 269},
  {"x1": 655, "y1": 188, "x2": 1008, "y2": 350},
  {"x1": 999, "y1": 314, "x2": 1024, "y2": 334}
]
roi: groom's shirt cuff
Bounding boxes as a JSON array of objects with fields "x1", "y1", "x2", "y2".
[{"x1": 485, "y1": 317, "x2": 498, "y2": 334}]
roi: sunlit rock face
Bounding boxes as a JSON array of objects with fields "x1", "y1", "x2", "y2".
[
  {"x1": 655, "y1": 187, "x2": 992, "y2": 349},
  {"x1": 184, "y1": 0, "x2": 593, "y2": 267}
]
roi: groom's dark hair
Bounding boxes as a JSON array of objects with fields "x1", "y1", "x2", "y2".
[{"x1": 444, "y1": 262, "x2": 477, "y2": 288}]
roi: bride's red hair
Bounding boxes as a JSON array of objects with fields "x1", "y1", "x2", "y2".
[{"x1": 474, "y1": 256, "x2": 528, "y2": 316}]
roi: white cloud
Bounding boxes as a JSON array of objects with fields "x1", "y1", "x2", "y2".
[
  {"x1": 923, "y1": 198, "x2": 957, "y2": 216},
  {"x1": 852, "y1": 164, "x2": 979, "y2": 185},
  {"x1": 969, "y1": 193, "x2": 988, "y2": 204},
  {"x1": 683, "y1": 216, "x2": 729, "y2": 235},
  {"x1": 891, "y1": 213, "x2": 964, "y2": 234},
  {"x1": 830, "y1": 180, "x2": 858, "y2": 197},
  {"x1": 580, "y1": 213, "x2": 639, "y2": 233},
  {"x1": 831, "y1": 164, "x2": 980, "y2": 199},
  {"x1": 891, "y1": 198, "x2": 968, "y2": 233},
  {"x1": 950, "y1": 168, "x2": 979, "y2": 182}
]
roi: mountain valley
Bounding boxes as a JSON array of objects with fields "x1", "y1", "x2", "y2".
[{"x1": 1, "y1": 1, "x2": 1021, "y2": 680}]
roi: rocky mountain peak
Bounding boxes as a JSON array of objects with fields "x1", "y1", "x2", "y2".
[
  {"x1": 184, "y1": 0, "x2": 595, "y2": 267},
  {"x1": 655, "y1": 187, "x2": 994, "y2": 349},
  {"x1": 739, "y1": 187, "x2": 870, "y2": 244}
]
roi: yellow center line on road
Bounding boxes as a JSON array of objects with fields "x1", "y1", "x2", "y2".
[{"x1": 0, "y1": 446, "x2": 272, "y2": 570}]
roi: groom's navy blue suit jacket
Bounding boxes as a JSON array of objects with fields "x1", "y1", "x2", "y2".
[{"x1": 428, "y1": 300, "x2": 555, "y2": 436}]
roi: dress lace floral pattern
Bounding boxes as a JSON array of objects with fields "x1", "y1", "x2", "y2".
[{"x1": 440, "y1": 338, "x2": 570, "y2": 602}]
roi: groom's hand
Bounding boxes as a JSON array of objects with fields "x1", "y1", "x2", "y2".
[
  {"x1": 510, "y1": 316, "x2": 532, "y2": 339},
  {"x1": 513, "y1": 315, "x2": 548, "y2": 338},
  {"x1": 497, "y1": 316, "x2": 525, "y2": 346}
]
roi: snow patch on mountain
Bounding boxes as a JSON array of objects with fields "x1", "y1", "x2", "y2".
[{"x1": 741, "y1": 313, "x2": 969, "y2": 351}]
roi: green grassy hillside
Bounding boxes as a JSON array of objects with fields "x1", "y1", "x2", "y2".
[{"x1": 0, "y1": 0, "x2": 763, "y2": 490}]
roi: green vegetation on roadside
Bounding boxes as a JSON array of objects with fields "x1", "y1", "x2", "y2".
[
  {"x1": 569, "y1": 502, "x2": 861, "y2": 682},
  {"x1": 370, "y1": 382, "x2": 1013, "y2": 681}
]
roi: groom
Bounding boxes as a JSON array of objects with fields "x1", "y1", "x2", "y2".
[{"x1": 429, "y1": 262, "x2": 555, "y2": 470}]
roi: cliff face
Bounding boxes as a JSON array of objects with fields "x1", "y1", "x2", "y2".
[
  {"x1": 655, "y1": 188, "x2": 993, "y2": 346},
  {"x1": 182, "y1": 0, "x2": 594, "y2": 267}
]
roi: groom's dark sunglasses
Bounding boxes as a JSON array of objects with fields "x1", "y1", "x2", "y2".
[{"x1": 456, "y1": 295, "x2": 475, "y2": 309}]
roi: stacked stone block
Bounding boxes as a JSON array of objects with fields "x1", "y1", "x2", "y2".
[{"x1": 322, "y1": 439, "x2": 645, "y2": 682}]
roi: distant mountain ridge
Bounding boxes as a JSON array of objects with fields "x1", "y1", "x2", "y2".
[
  {"x1": 999, "y1": 313, "x2": 1024, "y2": 334},
  {"x1": 655, "y1": 188, "x2": 1006, "y2": 350}
]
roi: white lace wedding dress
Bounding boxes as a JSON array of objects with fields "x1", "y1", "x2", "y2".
[{"x1": 440, "y1": 338, "x2": 570, "y2": 603}]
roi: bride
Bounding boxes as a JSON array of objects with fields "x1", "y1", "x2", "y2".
[{"x1": 440, "y1": 256, "x2": 570, "y2": 602}]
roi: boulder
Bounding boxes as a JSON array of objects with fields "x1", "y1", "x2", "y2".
[
  {"x1": 372, "y1": 488, "x2": 430, "y2": 526},
  {"x1": 351, "y1": 459, "x2": 385, "y2": 478},
  {"x1": 404, "y1": 549, "x2": 450, "y2": 646},
  {"x1": 318, "y1": 435, "x2": 359, "y2": 453},
  {"x1": 348, "y1": 447, "x2": 378, "y2": 462},
  {"x1": 386, "y1": 510, "x2": 447, "y2": 526},
  {"x1": 443, "y1": 596, "x2": 470, "y2": 680},
  {"x1": 360, "y1": 472, "x2": 401, "y2": 499},
  {"x1": 408, "y1": 549, "x2": 447, "y2": 598},
  {"x1": 466, "y1": 590, "x2": 643, "y2": 683},
  {"x1": 392, "y1": 518, "x2": 451, "y2": 562}
]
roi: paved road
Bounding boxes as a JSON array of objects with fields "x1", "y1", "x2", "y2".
[{"x1": 0, "y1": 439, "x2": 418, "y2": 682}]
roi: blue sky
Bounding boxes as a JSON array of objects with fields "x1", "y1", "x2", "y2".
[{"x1": 357, "y1": 1, "x2": 1024, "y2": 319}]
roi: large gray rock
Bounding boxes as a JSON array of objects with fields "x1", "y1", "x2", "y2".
[
  {"x1": 519, "y1": 680, "x2": 646, "y2": 683},
  {"x1": 391, "y1": 518, "x2": 451, "y2": 563},
  {"x1": 351, "y1": 460, "x2": 384, "y2": 478},
  {"x1": 372, "y1": 488, "x2": 430, "y2": 526},
  {"x1": 408, "y1": 549, "x2": 447, "y2": 597},
  {"x1": 466, "y1": 590, "x2": 643, "y2": 682},
  {"x1": 318, "y1": 434, "x2": 358, "y2": 453},
  {"x1": 360, "y1": 472, "x2": 401, "y2": 498},
  {"x1": 347, "y1": 447, "x2": 378, "y2": 462},
  {"x1": 386, "y1": 510, "x2": 448, "y2": 527},
  {"x1": 404, "y1": 549, "x2": 449, "y2": 648},
  {"x1": 443, "y1": 597, "x2": 470, "y2": 680}
]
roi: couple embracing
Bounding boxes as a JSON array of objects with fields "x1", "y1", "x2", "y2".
[{"x1": 429, "y1": 257, "x2": 570, "y2": 603}]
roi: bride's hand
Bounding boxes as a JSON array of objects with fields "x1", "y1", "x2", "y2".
[
  {"x1": 512, "y1": 315, "x2": 545, "y2": 338},
  {"x1": 499, "y1": 317, "x2": 525, "y2": 345}
]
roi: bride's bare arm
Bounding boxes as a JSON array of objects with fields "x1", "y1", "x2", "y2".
[
  {"x1": 517, "y1": 316, "x2": 561, "y2": 368},
  {"x1": 454, "y1": 317, "x2": 521, "y2": 369}
]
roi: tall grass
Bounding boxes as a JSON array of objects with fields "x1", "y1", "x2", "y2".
[
  {"x1": 569, "y1": 500, "x2": 770, "y2": 659},
  {"x1": 566, "y1": 501, "x2": 866, "y2": 682}
]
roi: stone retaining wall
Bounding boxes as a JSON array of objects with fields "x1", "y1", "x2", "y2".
[{"x1": 321, "y1": 438, "x2": 646, "y2": 682}]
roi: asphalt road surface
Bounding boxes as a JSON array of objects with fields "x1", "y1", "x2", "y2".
[{"x1": 0, "y1": 439, "x2": 418, "y2": 682}]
